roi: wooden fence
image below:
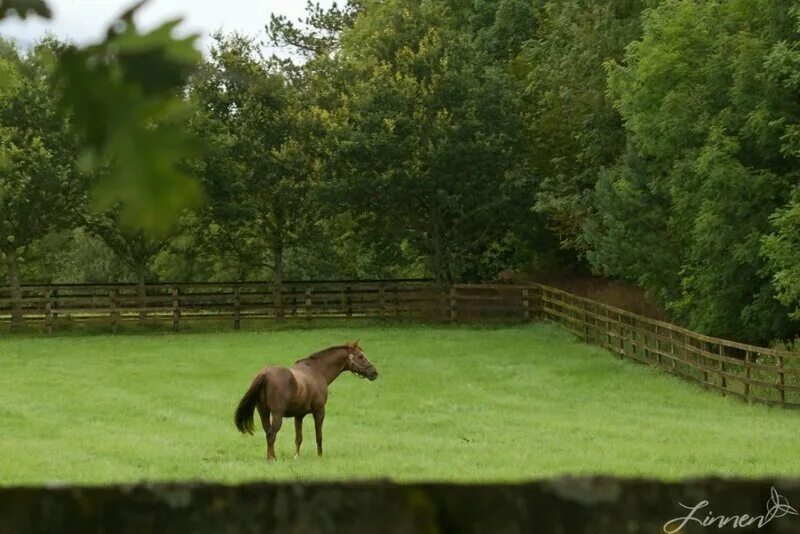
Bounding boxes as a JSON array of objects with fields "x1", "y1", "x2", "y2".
[
  {"x1": 1, "y1": 279, "x2": 797, "y2": 408},
  {"x1": 0, "y1": 280, "x2": 533, "y2": 332},
  {"x1": 537, "y1": 284, "x2": 800, "y2": 408}
]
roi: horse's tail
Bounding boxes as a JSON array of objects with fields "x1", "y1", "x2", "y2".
[{"x1": 235, "y1": 372, "x2": 267, "y2": 435}]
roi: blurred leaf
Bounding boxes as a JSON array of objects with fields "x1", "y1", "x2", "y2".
[
  {"x1": 0, "y1": 0, "x2": 52, "y2": 20},
  {"x1": 56, "y1": 1, "x2": 204, "y2": 234}
]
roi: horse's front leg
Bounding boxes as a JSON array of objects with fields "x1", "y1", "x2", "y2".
[
  {"x1": 294, "y1": 416, "x2": 304, "y2": 457},
  {"x1": 313, "y1": 407, "x2": 325, "y2": 456}
]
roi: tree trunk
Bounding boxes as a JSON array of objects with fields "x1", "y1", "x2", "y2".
[
  {"x1": 6, "y1": 249, "x2": 23, "y2": 330},
  {"x1": 273, "y1": 244, "x2": 284, "y2": 321},
  {"x1": 137, "y1": 263, "x2": 147, "y2": 322}
]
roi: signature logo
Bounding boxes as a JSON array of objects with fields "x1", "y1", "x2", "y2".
[{"x1": 663, "y1": 487, "x2": 798, "y2": 533}]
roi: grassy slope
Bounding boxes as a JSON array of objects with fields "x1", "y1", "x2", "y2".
[{"x1": 0, "y1": 323, "x2": 798, "y2": 486}]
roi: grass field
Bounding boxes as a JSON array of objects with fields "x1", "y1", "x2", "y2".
[{"x1": 1, "y1": 322, "x2": 799, "y2": 486}]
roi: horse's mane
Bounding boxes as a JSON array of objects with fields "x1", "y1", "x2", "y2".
[{"x1": 294, "y1": 345, "x2": 349, "y2": 364}]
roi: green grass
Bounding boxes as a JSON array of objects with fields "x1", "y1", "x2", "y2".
[{"x1": 1, "y1": 323, "x2": 799, "y2": 486}]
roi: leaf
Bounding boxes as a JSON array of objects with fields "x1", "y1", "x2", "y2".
[
  {"x1": 55, "y1": 0, "x2": 204, "y2": 234},
  {"x1": 0, "y1": 0, "x2": 52, "y2": 20}
]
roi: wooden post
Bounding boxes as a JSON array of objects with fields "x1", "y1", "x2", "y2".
[
  {"x1": 346, "y1": 286, "x2": 353, "y2": 318},
  {"x1": 522, "y1": 288, "x2": 530, "y2": 322},
  {"x1": 654, "y1": 325, "x2": 661, "y2": 365},
  {"x1": 171, "y1": 287, "x2": 180, "y2": 332},
  {"x1": 618, "y1": 311, "x2": 624, "y2": 358},
  {"x1": 718, "y1": 344, "x2": 726, "y2": 392},
  {"x1": 605, "y1": 307, "x2": 611, "y2": 350},
  {"x1": 669, "y1": 329, "x2": 676, "y2": 370},
  {"x1": 275, "y1": 282, "x2": 284, "y2": 321},
  {"x1": 582, "y1": 300, "x2": 589, "y2": 341},
  {"x1": 305, "y1": 287, "x2": 312, "y2": 321},
  {"x1": 52, "y1": 288, "x2": 59, "y2": 325},
  {"x1": 378, "y1": 284, "x2": 385, "y2": 320},
  {"x1": 449, "y1": 286, "x2": 458, "y2": 323},
  {"x1": 699, "y1": 339, "x2": 708, "y2": 384},
  {"x1": 744, "y1": 350, "x2": 752, "y2": 403},
  {"x1": 43, "y1": 288, "x2": 53, "y2": 335},
  {"x1": 233, "y1": 287, "x2": 241, "y2": 331},
  {"x1": 110, "y1": 288, "x2": 118, "y2": 334},
  {"x1": 778, "y1": 355, "x2": 786, "y2": 404}
]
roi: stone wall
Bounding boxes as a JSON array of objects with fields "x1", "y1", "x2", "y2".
[{"x1": 1, "y1": 477, "x2": 798, "y2": 533}]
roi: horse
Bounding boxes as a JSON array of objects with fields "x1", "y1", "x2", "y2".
[{"x1": 234, "y1": 340, "x2": 379, "y2": 461}]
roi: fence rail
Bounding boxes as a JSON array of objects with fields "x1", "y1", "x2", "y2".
[
  {"x1": 0, "y1": 280, "x2": 534, "y2": 332},
  {"x1": 536, "y1": 284, "x2": 800, "y2": 408},
  {"x1": 1, "y1": 280, "x2": 797, "y2": 408}
]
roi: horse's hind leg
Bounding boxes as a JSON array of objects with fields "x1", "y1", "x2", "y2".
[
  {"x1": 256, "y1": 405, "x2": 272, "y2": 461},
  {"x1": 294, "y1": 416, "x2": 304, "y2": 457},
  {"x1": 266, "y1": 411, "x2": 283, "y2": 461}
]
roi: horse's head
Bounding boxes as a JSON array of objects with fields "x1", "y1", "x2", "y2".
[{"x1": 346, "y1": 340, "x2": 378, "y2": 381}]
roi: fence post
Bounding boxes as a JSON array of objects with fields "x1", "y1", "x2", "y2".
[
  {"x1": 581, "y1": 300, "x2": 589, "y2": 341},
  {"x1": 778, "y1": 355, "x2": 786, "y2": 405},
  {"x1": 668, "y1": 329, "x2": 676, "y2": 370},
  {"x1": 305, "y1": 287, "x2": 312, "y2": 321},
  {"x1": 700, "y1": 340, "x2": 708, "y2": 385},
  {"x1": 449, "y1": 286, "x2": 458, "y2": 323},
  {"x1": 744, "y1": 350, "x2": 752, "y2": 403},
  {"x1": 718, "y1": 344, "x2": 726, "y2": 392},
  {"x1": 522, "y1": 288, "x2": 530, "y2": 322},
  {"x1": 43, "y1": 288, "x2": 53, "y2": 335},
  {"x1": 378, "y1": 284, "x2": 385, "y2": 320},
  {"x1": 110, "y1": 289, "x2": 118, "y2": 334},
  {"x1": 654, "y1": 325, "x2": 660, "y2": 365},
  {"x1": 346, "y1": 286, "x2": 353, "y2": 318},
  {"x1": 52, "y1": 288, "x2": 59, "y2": 326},
  {"x1": 234, "y1": 287, "x2": 241, "y2": 331},
  {"x1": 171, "y1": 287, "x2": 180, "y2": 332}
]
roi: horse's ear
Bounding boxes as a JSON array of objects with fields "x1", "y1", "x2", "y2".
[{"x1": 349, "y1": 339, "x2": 360, "y2": 348}]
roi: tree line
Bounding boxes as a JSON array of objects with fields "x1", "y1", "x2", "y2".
[{"x1": 1, "y1": 0, "x2": 799, "y2": 343}]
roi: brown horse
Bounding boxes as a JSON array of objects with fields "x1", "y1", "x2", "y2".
[{"x1": 234, "y1": 340, "x2": 378, "y2": 461}]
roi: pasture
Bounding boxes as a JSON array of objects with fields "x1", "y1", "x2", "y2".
[{"x1": 0, "y1": 323, "x2": 799, "y2": 486}]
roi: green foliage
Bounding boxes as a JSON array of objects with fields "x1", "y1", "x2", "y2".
[
  {"x1": 267, "y1": 0, "x2": 363, "y2": 58},
  {"x1": 56, "y1": 2, "x2": 203, "y2": 234},
  {"x1": 524, "y1": 0, "x2": 643, "y2": 253},
  {"x1": 0, "y1": 40, "x2": 80, "y2": 256},
  {"x1": 190, "y1": 33, "x2": 328, "y2": 282},
  {"x1": 591, "y1": 0, "x2": 800, "y2": 341},
  {"x1": 3, "y1": 0, "x2": 800, "y2": 343},
  {"x1": 332, "y1": 0, "x2": 535, "y2": 282}
]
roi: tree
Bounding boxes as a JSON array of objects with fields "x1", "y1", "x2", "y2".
[
  {"x1": 761, "y1": 7, "x2": 800, "y2": 320},
  {"x1": 0, "y1": 39, "x2": 82, "y2": 327},
  {"x1": 267, "y1": 0, "x2": 364, "y2": 59},
  {"x1": 591, "y1": 0, "x2": 800, "y2": 342},
  {"x1": 330, "y1": 0, "x2": 534, "y2": 283},
  {"x1": 190, "y1": 33, "x2": 326, "y2": 315},
  {"x1": 524, "y1": 0, "x2": 643, "y2": 254}
]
